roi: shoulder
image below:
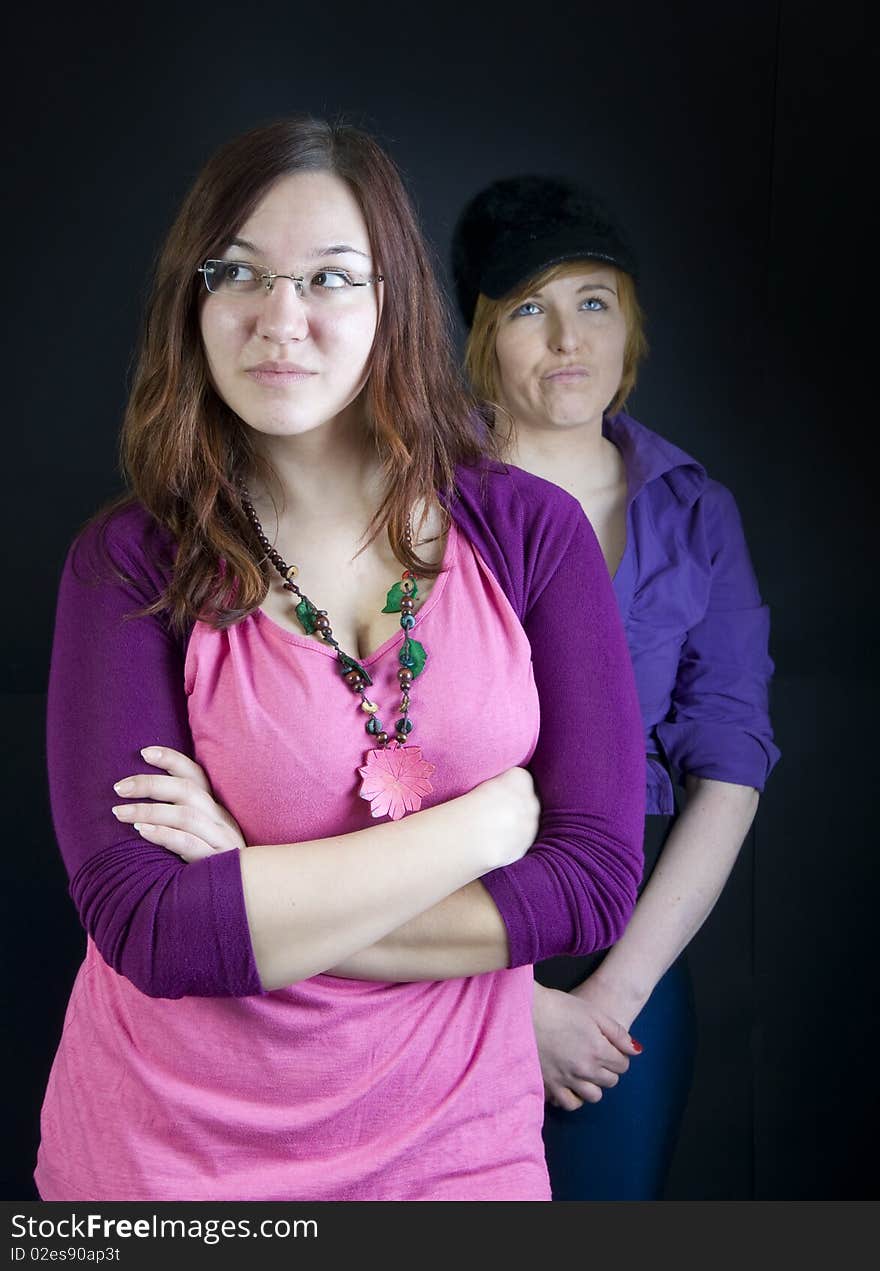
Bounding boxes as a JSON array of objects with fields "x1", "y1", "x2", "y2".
[
  {"x1": 450, "y1": 457, "x2": 586, "y2": 536},
  {"x1": 697, "y1": 476, "x2": 743, "y2": 521},
  {"x1": 613, "y1": 413, "x2": 745, "y2": 529},
  {"x1": 447, "y1": 460, "x2": 603, "y2": 619},
  {"x1": 676, "y1": 476, "x2": 749, "y2": 555},
  {"x1": 66, "y1": 496, "x2": 178, "y2": 599},
  {"x1": 608, "y1": 411, "x2": 707, "y2": 509}
]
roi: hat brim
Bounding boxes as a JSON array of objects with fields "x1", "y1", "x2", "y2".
[{"x1": 479, "y1": 227, "x2": 637, "y2": 301}]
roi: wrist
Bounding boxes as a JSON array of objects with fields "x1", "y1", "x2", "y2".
[
  {"x1": 416, "y1": 791, "x2": 498, "y2": 879},
  {"x1": 573, "y1": 961, "x2": 652, "y2": 1026},
  {"x1": 452, "y1": 783, "x2": 511, "y2": 874}
]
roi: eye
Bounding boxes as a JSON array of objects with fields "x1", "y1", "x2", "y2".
[
  {"x1": 217, "y1": 261, "x2": 262, "y2": 290},
  {"x1": 511, "y1": 301, "x2": 542, "y2": 318},
  {"x1": 310, "y1": 269, "x2": 353, "y2": 291},
  {"x1": 580, "y1": 296, "x2": 608, "y2": 312}
]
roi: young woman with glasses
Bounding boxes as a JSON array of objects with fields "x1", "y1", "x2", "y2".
[{"x1": 35, "y1": 120, "x2": 645, "y2": 1201}]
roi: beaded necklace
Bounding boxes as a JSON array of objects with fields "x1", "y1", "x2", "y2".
[{"x1": 241, "y1": 491, "x2": 436, "y2": 821}]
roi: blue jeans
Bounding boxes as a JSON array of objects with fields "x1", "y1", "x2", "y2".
[{"x1": 539, "y1": 956, "x2": 696, "y2": 1200}]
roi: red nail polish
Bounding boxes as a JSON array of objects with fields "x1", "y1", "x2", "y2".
[{"x1": 631, "y1": 1038, "x2": 644, "y2": 1053}]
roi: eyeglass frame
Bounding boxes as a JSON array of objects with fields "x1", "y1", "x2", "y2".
[{"x1": 197, "y1": 259, "x2": 385, "y2": 296}]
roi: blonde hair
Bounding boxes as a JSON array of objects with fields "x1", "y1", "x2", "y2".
[{"x1": 464, "y1": 260, "x2": 648, "y2": 419}]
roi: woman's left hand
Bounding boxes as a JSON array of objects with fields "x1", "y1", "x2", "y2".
[
  {"x1": 533, "y1": 980, "x2": 641, "y2": 1111},
  {"x1": 112, "y1": 746, "x2": 245, "y2": 861}
]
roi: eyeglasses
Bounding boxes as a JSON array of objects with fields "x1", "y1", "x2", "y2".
[{"x1": 197, "y1": 259, "x2": 384, "y2": 298}]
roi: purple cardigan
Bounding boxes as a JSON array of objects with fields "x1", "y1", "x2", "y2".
[{"x1": 46, "y1": 460, "x2": 645, "y2": 998}]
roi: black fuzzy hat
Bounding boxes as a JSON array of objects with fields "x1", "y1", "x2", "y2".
[{"x1": 451, "y1": 175, "x2": 637, "y2": 327}]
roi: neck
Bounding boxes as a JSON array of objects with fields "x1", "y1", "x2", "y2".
[
  {"x1": 249, "y1": 402, "x2": 385, "y2": 526},
  {"x1": 499, "y1": 411, "x2": 619, "y2": 493}
]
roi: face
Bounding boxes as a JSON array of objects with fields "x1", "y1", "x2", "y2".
[
  {"x1": 493, "y1": 266, "x2": 627, "y2": 434},
  {"x1": 199, "y1": 170, "x2": 381, "y2": 441}
]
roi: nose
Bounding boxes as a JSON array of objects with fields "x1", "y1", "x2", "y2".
[
  {"x1": 548, "y1": 311, "x2": 581, "y2": 354},
  {"x1": 255, "y1": 277, "x2": 309, "y2": 345}
]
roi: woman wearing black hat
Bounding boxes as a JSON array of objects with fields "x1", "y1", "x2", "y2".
[{"x1": 451, "y1": 177, "x2": 780, "y2": 1200}]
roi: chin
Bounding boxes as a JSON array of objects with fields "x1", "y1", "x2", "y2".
[
  {"x1": 243, "y1": 414, "x2": 333, "y2": 438},
  {"x1": 241, "y1": 398, "x2": 370, "y2": 440},
  {"x1": 545, "y1": 412, "x2": 599, "y2": 430},
  {"x1": 222, "y1": 380, "x2": 370, "y2": 439}
]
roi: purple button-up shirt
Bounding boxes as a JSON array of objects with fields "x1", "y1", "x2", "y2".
[{"x1": 604, "y1": 411, "x2": 779, "y2": 813}]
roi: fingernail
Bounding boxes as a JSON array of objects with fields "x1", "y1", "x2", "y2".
[
  {"x1": 114, "y1": 780, "x2": 134, "y2": 794},
  {"x1": 133, "y1": 823, "x2": 144, "y2": 832},
  {"x1": 140, "y1": 747, "x2": 161, "y2": 760},
  {"x1": 111, "y1": 806, "x2": 124, "y2": 817},
  {"x1": 631, "y1": 1038, "x2": 644, "y2": 1053}
]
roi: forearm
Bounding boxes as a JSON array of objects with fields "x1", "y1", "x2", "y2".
[
  {"x1": 326, "y1": 880, "x2": 510, "y2": 981},
  {"x1": 579, "y1": 777, "x2": 759, "y2": 1024},
  {"x1": 241, "y1": 793, "x2": 498, "y2": 991}
]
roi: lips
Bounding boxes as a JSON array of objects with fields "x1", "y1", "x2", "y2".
[
  {"x1": 245, "y1": 361, "x2": 318, "y2": 385},
  {"x1": 543, "y1": 365, "x2": 590, "y2": 381}
]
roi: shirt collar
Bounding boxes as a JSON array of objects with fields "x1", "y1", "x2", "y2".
[{"x1": 603, "y1": 410, "x2": 706, "y2": 507}]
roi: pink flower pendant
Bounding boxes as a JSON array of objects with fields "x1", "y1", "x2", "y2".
[{"x1": 358, "y1": 743, "x2": 436, "y2": 820}]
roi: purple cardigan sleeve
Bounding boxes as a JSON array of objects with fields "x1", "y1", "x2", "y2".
[
  {"x1": 50, "y1": 475, "x2": 642, "y2": 992},
  {"x1": 655, "y1": 481, "x2": 780, "y2": 789},
  {"x1": 47, "y1": 502, "x2": 263, "y2": 999},
  {"x1": 447, "y1": 464, "x2": 645, "y2": 966}
]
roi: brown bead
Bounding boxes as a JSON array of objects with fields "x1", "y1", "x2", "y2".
[
  {"x1": 375, "y1": 731, "x2": 389, "y2": 745},
  {"x1": 315, "y1": 614, "x2": 331, "y2": 633},
  {"x1": 398, "y1": 668, "x2": 413, "y2": 686},
  {"x1": 344, "y1": 670, "x2": 363, "y2": 688},
  {"x1": 400, "y1": 596, "x2": 415, "y2": 613}
]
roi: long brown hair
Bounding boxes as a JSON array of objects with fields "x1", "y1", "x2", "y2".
[
  {"x1": 113, "y1": 116, "x2": 487, "y2": 630},
  {"x1": 464, "y1": 260, "x2": 648, "y2": 422}
]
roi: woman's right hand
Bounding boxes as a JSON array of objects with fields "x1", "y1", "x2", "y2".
[{"x1": 466, "y1": 766, "x2": 540, "y2": 869}]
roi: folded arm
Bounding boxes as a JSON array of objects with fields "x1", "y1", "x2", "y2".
[{"x1": 50, "y1": 508, "x2": 535, "y2": 998}]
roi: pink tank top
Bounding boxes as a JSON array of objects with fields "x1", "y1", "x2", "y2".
[{"x1": 35, "y1": 524, "x2": 549, "y2": 1201}]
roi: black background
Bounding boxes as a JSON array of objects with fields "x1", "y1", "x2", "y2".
[{"x1": 2, "y1": 0, "x2": 874, "y2": 1201}]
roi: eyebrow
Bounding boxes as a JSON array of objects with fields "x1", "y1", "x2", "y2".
[
  {"x1": 529, "y1": 282, "x2": 617, "y2": 298},
  {"x1": 315, "y1": 243, "x2": 371, "y2": 259},
  {"x1": 224, "y1": 238, "x2": 371, "y2": 260},
  {"x1": 225, "y1": 238, "x2": 261, "y2": 255}
]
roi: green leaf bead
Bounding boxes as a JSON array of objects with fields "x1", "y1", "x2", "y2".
[
  {"x1": 399, "y1": 638, "x2": 427, "y2": 679},
  {"x1": 295, "y1": 599, "x2": 318, "y2": 634},
  {"x1": 338, "y1": 653, "x2": 373, "y2": 687},
  {"x1": 382, "y1": 579, "x2": 419, "y2": 613}
]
